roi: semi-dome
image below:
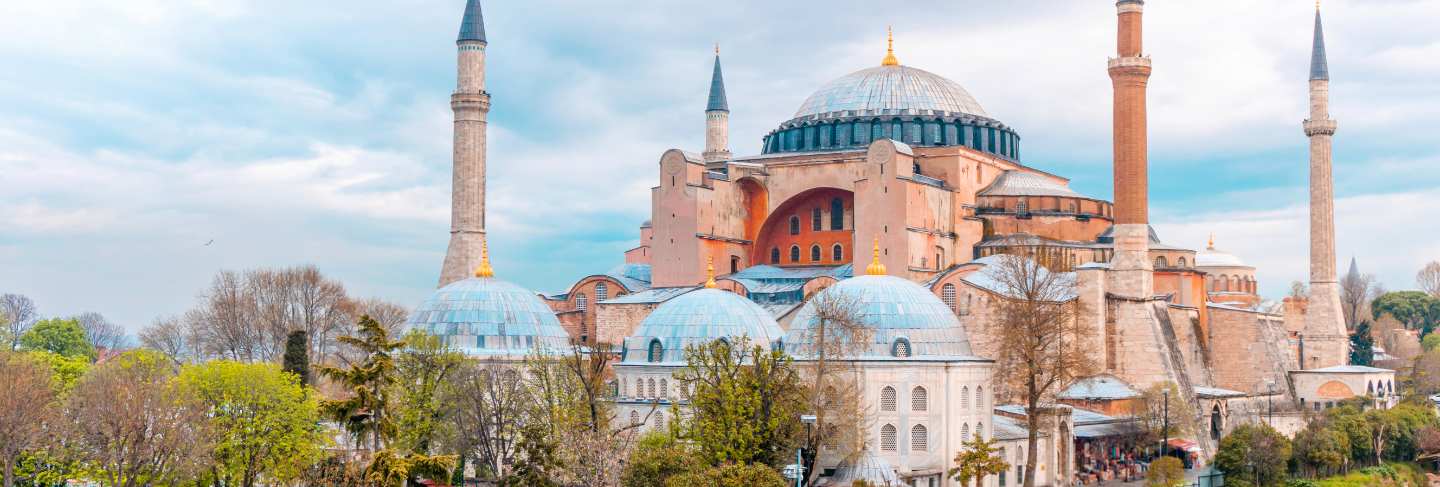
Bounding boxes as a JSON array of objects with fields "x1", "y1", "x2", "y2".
[
  {"x1": 794, "y1": 65, "x2": 988, "y2": 121},
  {"x1": 407, "y1": 270, "x2": 571, "y2": 358},
  {"x1": 785, "y1": 274, "x2": 975, "y2": 359},
  {"x1": 622, "y1": 287, "x2": 785, "y2": 364}
]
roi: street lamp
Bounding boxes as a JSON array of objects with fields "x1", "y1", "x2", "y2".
[
  {"x1": 1265, "y1": 381, "x2": 1276, "y2": 426},
  {"x1": 797, "y1": 414, "x2": 817, "y2": 487},
  {"x1": 1160, "y1": 388, "x2": 1169, "y2": 460}
]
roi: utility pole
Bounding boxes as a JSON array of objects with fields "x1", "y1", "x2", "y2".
[{"x1": 1161, "y1": 388, "x2": 1170, "y2": 459}]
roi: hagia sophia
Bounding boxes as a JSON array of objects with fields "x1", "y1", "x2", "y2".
[{"x1": 406, "y1": 1, "x2": 1398, "y2": 485}]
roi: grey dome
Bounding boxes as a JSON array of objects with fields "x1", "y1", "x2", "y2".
[
  {"x1": 622, "y1": 288, "x2": 785, "y2": 364},
  {"x1": 794, "y1": 65, "x2": 987, "y2": 120},
  {"x1": 406, "y1": 276, "x2": 570, "y2": 358},
  {"x1": 785, "y1": 274, "x2": 974, "y2": 359}
]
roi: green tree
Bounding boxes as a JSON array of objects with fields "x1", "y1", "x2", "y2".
[
  {"x1": 1349, "y1": 320, "x2": 1375, "y2": 366},
  {"x1": 622, "y1": 431, "x2": 702, "y2": 487},
  {"x1": 1291, "y1": 420, "x2": 1349, "y2": 478},
  {"x1": 499, "y1": 424, "x2": 561, "y2": 487},
  {"x1": 175, "y1": 360, "x2": 326, "y2": 487},
  {"x1": 393, "y1": 330, "x2": 464, "y2": 456},
  {"x1": 282, "y1": 329, "x2": 310, "y2": 386},
  {"x1": 19, "y1": 319, "x2": 94, "y2": 360},
  {"x1": 1130, "y1": 382, "x2": 1197, "y2": 446},
  {"x1": 1146, "y1": 456, "x2": 1184, "y2": 487},
  {"x1": 1372, "y1": 291, "x2": 1440, "y2": 335},
  {"x1": 22, "y1": 350, "x2": 88, "y2": 393},
  {"x1": 1214, "y1": 424, "x2": 1292, "y2": 487},
  {"x1": 675, "y1": 339, "x2": 807, "y2": 468},
  {"x1": 948, "y1": 436, "x2": 1009, "y2": 487},
  {"x1": 1423, "y1": 333, "x2": 1440, "y2": 353},
  {"x1": 662, "y1": 463, "x2": 787, "y2": 487}
]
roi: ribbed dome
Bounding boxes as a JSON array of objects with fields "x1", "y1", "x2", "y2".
[
  {"x1": 622, "y1": 288, "x2": 785, "y2": 364},
  {"x1": 1196, "y1": 247, "x2": 1251, "y2": 268},
  {"x1": 407, "y1": 276, "x2": 571, "y2": 358},
  {"x1": 829, "y1": 449, "x2": 901, "y2": 487},
  {"x1": 792, "y1": 65, "x2": 987, "y2": 120},
  {"x1": 786, "y1": 275, "x2": 974, "y2": 359}
]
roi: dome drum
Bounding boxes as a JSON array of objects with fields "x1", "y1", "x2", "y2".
[{"x1": 762, "y1": 115, "x2": 1020, "y2": 160}]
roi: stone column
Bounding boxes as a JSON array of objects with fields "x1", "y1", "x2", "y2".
[
  {"x1": 439, "y1": 37, "x2": 491, "y2": 287},
  {"x1": 1301, "y1": 7, "x2": 1347, "y2": 369}
]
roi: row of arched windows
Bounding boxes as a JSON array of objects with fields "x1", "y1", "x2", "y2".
[
  {"x1": 878, "y1": 423, "x2": 931, "y2": 452},
  {"x1": 960, "y1": 385, "x2": 985, "y2": 410},
  {"x1": 1368, "y1": 379, "x2": 1395, "y2": 396},
  {"x1": 770, "y1": 244, "x2": 845, "y2": 264},
  {"x1": 763, "y1": 118, "x2": 1020, "y2": 161},
  {"x1": 1153, "y1": 256, "x2": 1189, "y2": 269},
  {"x1": 622, "y1": 377, "x2": 670, "y2": 400},
  {"x1": 1207, "y1": 274, "x2": 1257, "y2": 294},
  {"x1": 788, "y1": 198, "x2": 847, "y2": 236}
]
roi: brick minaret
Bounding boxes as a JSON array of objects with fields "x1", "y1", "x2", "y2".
[
  {"x1": 1301, "y1": 4, "x2": 1348, "y2": 368},
  {"x1": 439, "y1": 0, "x2": 492, "y2": 287},
  {"x1": 1107, "y1": 0, "x2": 1154, "y2": 298},
  {"x1": 703, "y1": 46, "x2": 731, "y2": 163}
]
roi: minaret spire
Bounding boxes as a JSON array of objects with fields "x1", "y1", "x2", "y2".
[
  {"x1": 1301, "y1": 0, "x2": 1346, "y2": 368},
  {"x1": 703, "y1": 46, "x2": 732, "y2": 163},
  {"x1": 440, "y1": 0, "x2": 493, "y2": 287}
]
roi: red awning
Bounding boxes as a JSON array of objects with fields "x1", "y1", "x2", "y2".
[{"x1": 1167, "y1": 438, "x2": 1201, "y2": 453}]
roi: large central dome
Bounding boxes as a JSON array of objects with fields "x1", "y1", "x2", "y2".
[{"x1": 793, "y1": 65, "x2": 988, "y2": 120}]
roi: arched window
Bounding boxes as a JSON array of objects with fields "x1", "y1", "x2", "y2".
[
  {"x1": 811, "y1": 245, "x2": 822, "y2": 262},
  {"x1": 911, "y1": 424, "x2": 929, "y2": 452},
  {"x1": 812, "y1": 208, "x2": 823, "y2": 231},
  {"x1": 892, "y1": 338, "x2": 911, "y2": 358},
  {"x1": 942, "y1": 284, "x2": 957, "y2": 311},
  {"x1": 596, "y1": 282, "x2": 609, "y2": 301},
  {"x1": 730, "y1": 256, "x2": 740, "y2": 274},
  {"x1": 660, "y1": 379, "x2": 669, "y2": 399},
  {"x1": 1368, "y1": 381, "x2": 1374, "y2": 395},
  {"x1": 881, "y1": 424, "x2": 897, "y2": 451},
  {"x1": 1177, "y1": 257, "x2": 1188, "y2": 268},
  {"x1": 1155, "y1": 256, "x2": 1168, "y2": 268},
  {"x1": 881, "y1": 386, "x2": 897, "y2": 411},
  {"x1": 647, "y1": 339, "x2": 663, "y2": 363},
  {"x1": 647, "y1": 378, "x2": 656, "y2": 399},
  {"x1": 833, "y1": 244, "x2": 844, "y2": 261},
  {"x1": 912, "y1": 386, "x2": 928, "y2": 411},
  {"x1": 1219, "y1": 275, "x2": 1229, "y2": 291},
  {"x1": 1016, "y1": 198, "x2": 1028, "y2": 214},
  {"x1": 633, "y1": 379, "x2": 642, "y2": 398},
  {"x1": 831, "y1": 198, "x2": 844, "y2": 230},
  {"x1": 770, "y1": 247, "x2": 781, "y2": 264},
  {"x1": 620, "y1": 378, "x2": 627, "y2": 398},
  {"x1": 961, "y1": 423, "x2": 970, "y2": 440},
  {"x1": 630, "y1": 410, "x2": 639, "y2": 425},
  {"x1": 961, "y1": 386, "x2": 970, "y2": 409},
  {"x1": 790, "y1": 245, "x2": 801, "y2": 263},
  {"x1": 789, "y1": 216, "x2": 800, "y2": 235},
  {"x1": 655, "y1": 410, "x2": 666, "y2": 429},
  {"x1": 976, "y1": 422, "x2": 985, "y2": 440},
  {"x1": 576, "y1": 293, "x2": 589, "y2": 312},
  {"x1": 976, "y1": 386, "x2": 984, "y2": 409}
]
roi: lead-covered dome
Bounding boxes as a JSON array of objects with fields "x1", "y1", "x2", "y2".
[
  {"x1": 407, "y1": 275, "x2": 571, "y2": 358},
  {"x1": 622, "y1": 288, "x2": 785, "y2": 364},
  {"x1": 785, "y1": 274, "x2": 975, "y2": 359},
  {"x1": 793, "y1": 65, "x2": 988, "y2": 121}
]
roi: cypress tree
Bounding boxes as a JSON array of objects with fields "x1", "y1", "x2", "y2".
[{"x1": 283, "y1": 330, "x2": 310, "y2": 386}]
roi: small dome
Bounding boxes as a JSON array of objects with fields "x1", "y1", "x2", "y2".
[
  {"x1": 793, "y1": 65, "x2": 987, "y2": 120},
  {"x1": 622, "y1": 288, "x2": 785, "y2": 364},
  {"x1": 786, "y1": 274, "x2": 974, "y2": 359},
  {"x1": 1196, "y1": 238, "x2": 1253, "y2": 269},
  {"x1": 407, "y1": 276, "x2": 571, "y2": 358},
  {"x1": 829, "y1": 449, "x2": 901, "y2": 487}
]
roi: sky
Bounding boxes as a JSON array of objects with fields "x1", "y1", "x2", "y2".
[{"x1": 2, "y1": 0, "x2": 1438, "y2": 333}]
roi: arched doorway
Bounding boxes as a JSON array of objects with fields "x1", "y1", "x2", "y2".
[{"x1": 1210, "y1": 405, "x2": 1223, "y2": 440}]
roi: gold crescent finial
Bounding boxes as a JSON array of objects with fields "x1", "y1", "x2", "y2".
[
  {"x1": 715, "y1": 42, "x2": 720, "y2": 55},
  {"x1": 881, "y1": 26, "x2": 899, "y2": 66},
  {"x1": 1207, "y1": 233, "x2": 1215, "y2": 250},
  {"x1": 865, "y1": 237, "x2": 887, "y2": 276},
  {"x1": 474, "y1": 236, "x2": 495, "y2": 278},
  {"x1": 704, "y1": 257, "x2": 718, "y2": 288}
]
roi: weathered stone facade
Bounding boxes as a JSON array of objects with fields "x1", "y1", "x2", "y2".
[{"x1": 438, "y1": 4, "x2": 491, "y2": 287}]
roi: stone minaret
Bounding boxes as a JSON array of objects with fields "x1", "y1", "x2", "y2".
[
  {"x1": 1301, "y1": 4, "x2": 1348, "y2": 368},
  {"x1": 1107, "y1": 0, "x2": 1154, "y2": 298},
  {"x1": 439, "y1": 0, "x2": 491, "y2": 287},
  {"x1": 703, "y1": 46, "x2": 731, "y2": 163}
]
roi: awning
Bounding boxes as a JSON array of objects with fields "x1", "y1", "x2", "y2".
[{"x1": 1168, "y1": 438, "x2": 1201, "y2": 453}]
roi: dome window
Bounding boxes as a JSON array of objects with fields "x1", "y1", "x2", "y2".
[
  {"x1": 596, "y1": 282, "x2": 608, "y2": 301},
  {"x1": 891, "y1": 338, "x2": 912, "y2": 358},
  {"x1": 647, "y1": 339, "x2": 664, "y2": 363}
]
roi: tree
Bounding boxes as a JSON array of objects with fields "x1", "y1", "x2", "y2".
[
  {"x1": 1291, "y1": 420, "x2": 1349, "y2": 478},
  {"x1": 185, "y1": 266, "x2": 361, "y2": 365},
  {"x1": 1146, "y1": 456, "x2": 1184, "y2": 487},
  {"x1": 66, "y1": 350, "x2": 211, "y2": 487},
  {"x1": 622, "y1": 431, "x2": 702, "y2": 487},
  {"x1": 1290, "y1": 281, "x2": 1309, "y2": 300},
  {"x1": 499, "y1": 424, "x2": 561, "y2": 487},
  {"x1": 282, "y1": 329, "x2": 311, "y2": 386},
  {"x1": 19, "y1": 318, "x2": 94, "y2": 360},
  {"x1": 662, "y1": 463, "x2": 787, "y2": 487},
  {"x1": 948, "y1": 436, "x2": 1009, "y2": 487},
  {"x1": 0, "y1": 353, "x2": 57, "y2": 487},
  {"x1": 1372, "y1": 291, "x2": 1440, "y2": 336},
  {"x1": 139, "y1": 315, "x2": 201, "y2": 365},
  {"x1": 1130, "y1": 382, "x2": 1196, "y2": 447},
  {"x1": 1350, "y1": 320, "x2": 1375, "y2": 366},
  {"x1": 74, "y1": 311, "x2": 127, "y2": 351},
  {"x1": 985, "y1": 250, "x2": 1091, "y2": 487},
  {"x1": 1340, "y1": 260, "x2": 1380, "y2": 329},
  {"x1": 786, "y1": 290, "x2": 872, "y2": 485},
  {"x1": 0, "y1": 294, "x2": 38, "y2": 351},
  {"x1": 676, "y1": 339, "x2": 808, "y2": 468},
  {"x1": 23, "y1": 350, "x2": 89, "y2": 393},
  {"x1": 393, "y1": 330, "x2": 464, "y2": 456},
  {"x1": 447, "y1": 361, "x2": 529, "y2": 479},
  {"x1": 1214, "y1": 424, "x2": 1291, "y2": 487},
  {"x1": 1418, "y1": 261, "x2": 1440, "y2": 299},
  {"x1": 175, "y1": 360, "x2": 326, "y2": 487}
]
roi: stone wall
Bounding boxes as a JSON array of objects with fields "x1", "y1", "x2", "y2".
[
  {"x1": 594, "y1": 302, "x2": 661, "y2": 347},
  {"x1": 1207, "y1": 306, "x2": 1295, "y2": 395}
]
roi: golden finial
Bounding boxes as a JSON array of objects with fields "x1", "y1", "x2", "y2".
[
  {"x1": 715, "y1": 43, "x2": 720, "y2": 55},
  {"x1": 865, "y1": 237, "x2": 887, "y2": 276},
  {"x1": 881, "y1": 26, "x2": 899, "y2": 66},
  {"x1": 704, "y1": 257, "x2": 718, "y2": 288},
  {"x1": 474, "y1": 237, "x2": 495, "y2": 278},
  {"x1": 1207, "y1": 233, "x2": 1215, "y2": 250}
]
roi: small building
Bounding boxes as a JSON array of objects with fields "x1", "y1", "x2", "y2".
[{"x1": 1289, "y1": 365, "x2": 1399, "y2": 411}]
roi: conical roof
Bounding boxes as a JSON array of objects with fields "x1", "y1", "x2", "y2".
[{"x1": 457, "y1": 0, "x2": 486, "y2": 43}]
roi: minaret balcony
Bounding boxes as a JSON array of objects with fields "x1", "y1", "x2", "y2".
[
  {"x1": 1107, "y1": 56, "x2": 1152, "y2": 77},
  {"x1": 1303, "y1": 119, "x2": 1337, "y2": 136}
]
